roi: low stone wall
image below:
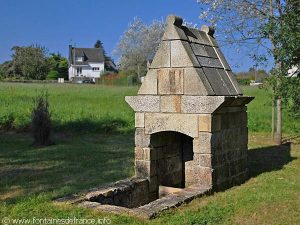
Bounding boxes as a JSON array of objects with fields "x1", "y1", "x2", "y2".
[
  {"x1": 58, "y1": 184, "x2": 211, "y2": 219},
  {"x1": 85, "y1": 178, "x2": 150, "y2": 208}
]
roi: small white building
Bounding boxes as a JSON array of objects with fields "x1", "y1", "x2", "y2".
[
  {"x1": 287, "y1": 66, "x2": 298, "y2": 78},
  {"x1": 68, "y1": 45, "x2": 105, "y2": 81}
]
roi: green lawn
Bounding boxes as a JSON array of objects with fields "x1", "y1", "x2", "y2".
[
  {"x1": 0, "y1": 82, "x2": 299, "y2": 224},
  {"x1": 244, "y1": 86, "x2": 300, "y2": 134},
  {"x1": 0, "y1": 83, "x2": 299, "y2": 134},
  {"x1": 0, "y1": 132, "x2": 299, "y2": 225},
  {"x1": 0, "y1": 83, "x2": 138, "y2": 132}
]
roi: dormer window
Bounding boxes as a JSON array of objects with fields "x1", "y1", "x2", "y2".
[{"x1": 76, "y1": 56, "x2": 83, "y2": 62}]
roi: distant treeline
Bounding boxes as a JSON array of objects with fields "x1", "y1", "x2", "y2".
[
  {"x1": 0, "y1": 45, "x2": 68, "y2": 81},
  {"x1": 235, "y1": 67, "x2": 269, "y2": 85}
]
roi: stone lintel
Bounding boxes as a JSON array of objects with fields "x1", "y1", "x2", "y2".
[{"x1": 144, "y1": 113, "x2": 199, "y2": 138}]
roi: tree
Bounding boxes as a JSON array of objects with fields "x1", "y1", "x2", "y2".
[
  {"x1": 48, "y1": 53, "x2": 68, "y2": 80},
  {"x1": 236, "y1": 68, "x2": 269, "y2": 84},
  {"x1": 94, "y1": 40, "x2": 107, "y2": 56},
  {"x1": 114, "y1": 17, "x2": 165, "y2": 78},
  {"x1": 58, "y1": 58, "x2": 68, "y2": 79},
  {"x1": 0, "y1": 61, "x2": 14, "y2": 78},
  {"x1": 265, "y1": 0, "x2": 300, "y2": 119},
  {"x1": 197, "y1": 0, "x2": 299, "y2": 144},
  {"x1": 47, "y1": 70, "x2": 60, "y2": 80},
  {"x1": 11, "y1": 45, "x2": 50, "y2": 80},
  {"x1": 266, "y1": 1, "x2": 299, "y2": 74}
]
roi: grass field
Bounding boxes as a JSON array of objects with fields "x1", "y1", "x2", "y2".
[
  {"x1": 0, "y1": 82, "x2": 299, "y2": 134},
  {"x1": 0, "y1": 82, "x2": 299, "y2": 225},
  {"x1": 0, "y1": 83, "x2": 138, "y2": 133}
]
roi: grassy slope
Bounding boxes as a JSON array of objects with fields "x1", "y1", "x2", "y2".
[{"x1": 0, "y1": 83, "x2": 299, "y2": 224}]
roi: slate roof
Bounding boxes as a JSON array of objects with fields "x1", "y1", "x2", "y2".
[
  {"x1": 69, "y1": 45, "x2": 105, "y2": 65},
  {"x1": 139, "y1": 15, "x2": 242, "y2": 96}
]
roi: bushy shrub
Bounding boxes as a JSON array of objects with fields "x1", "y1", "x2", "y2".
[
  {"x1": 127, "y1": 74, "x2": 139, "y2": 85},
  {"x1": 98, "y1": 70, "x2": 140, "y2": 86},
  {"x1": 236, "y1": 78, "x2": 251, "y2": 85},
  {"x1": 0, "y1": 113, "x2": 14, "y2": 131},
  {"x1": 47, "y1": 70, "x2": 59, "y2": 80},
  {"x1": 31, "y1": 91, "x2": 53, "y2": 146}
]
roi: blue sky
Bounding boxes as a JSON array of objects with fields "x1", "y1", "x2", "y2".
[{"x1": 0, "y1": 0, "x2": 273, "y2": 72}]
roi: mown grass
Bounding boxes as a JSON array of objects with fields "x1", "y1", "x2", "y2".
[
  {"x1": 244, "y1": 86, "x2": 300, "y2": 134},
  {"x1": 0, "y1": 83, "x2": 138, "y2": 133},
  {"x1": 0, "y1": 132, "x2": 299, "y2": 225},
  {"x1": 0, "y1": 132, "x2": 139, "y2": 224},
  {"x1": 0, "y1": 83, "x2": 299, "y2": 135}
]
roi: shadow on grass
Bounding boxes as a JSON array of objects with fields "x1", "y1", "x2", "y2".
[
  {"x1": 0, "y1": 117, "x2": 134, "y2": 134},
  {"x1": 53, "y1": 118, "x2": 133, "y2": 134},
  {"x1": 282, "y1": 134, "x2": 300, "y2": 144},
  {"x1": 248, "y1": 143, "x2": 296, "y2": 178},
  {"x1": 0, "y1": 131, "x2": 135, "y2": 204}
]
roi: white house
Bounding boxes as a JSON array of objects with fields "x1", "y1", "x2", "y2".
[
  {"x1": 287, "y1": 66, "x2": 298, "y2": 78},
  {"x1": 68, "y1": 45, "x2": 105, "y2": 81}
]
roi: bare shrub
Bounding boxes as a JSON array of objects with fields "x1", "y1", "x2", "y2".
[{"x1": 31, "y1": 91, "x2": 53, "y2": 146}]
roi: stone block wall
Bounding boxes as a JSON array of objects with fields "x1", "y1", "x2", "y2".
[
  {"x1": 86, "y1": 178, "x2": 150, "y2": 208},
  {"x1": 133, "y1": 105, "x2": 249, "y2": 192},
  {"x1": 212, "y1": 107, "x2": 249, "y2": 190},
  {"x1": 152, "y1": 132, "x2": 194, "y2": 188},
  {"x1": 134, "y1": 136, "x2": 159, "y2": 201},
  {"x1": 186, "y1": 106, "x2": 249, "y2": 189}
]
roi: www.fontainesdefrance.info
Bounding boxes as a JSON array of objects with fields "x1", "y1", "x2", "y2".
[{"x1": 1, "y1": 216, "x2": 112, "y2": 225}]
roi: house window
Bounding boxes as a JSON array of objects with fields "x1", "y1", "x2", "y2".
[
  {"x1": 77, "y1": 67, "x2": 82, "y2": 75},
  {"x1": 76, "y1": 57, "x2": 83, "y2": 62},
  {"x1": 92, "y1": 67, "x2": 100, "y2": 71}
]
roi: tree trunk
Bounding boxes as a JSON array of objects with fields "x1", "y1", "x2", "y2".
[
  {"x1": 137, "y1": 64, "x2": 140, "y2": 80},
  {"x1": 274, "y1": 97, "x2": 282, "y2": 145},
  {"x1": 271, "y1": 95, "x2": 275, "y2": 138}
]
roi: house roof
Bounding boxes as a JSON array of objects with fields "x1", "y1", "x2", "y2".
[
  {"x1": 69, "y1": 46, "x2": 105, "y2": 65},
  {"x1": 138, "y1": 15, "x2": 243, "y2": 96}
]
